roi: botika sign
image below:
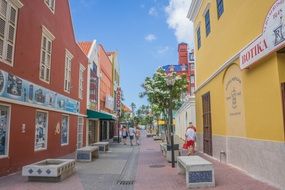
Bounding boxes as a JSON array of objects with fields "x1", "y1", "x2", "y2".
[{"x1": 240, "y1": 0, "x2": 285, "y2": 69}]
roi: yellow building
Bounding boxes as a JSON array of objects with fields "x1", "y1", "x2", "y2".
[{"x1": 188, "y1": 0, "x2": 285, "y2": 188}]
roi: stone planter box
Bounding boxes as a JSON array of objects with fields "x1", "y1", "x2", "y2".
[
  {"x1": 177, "y1": 156, "x2": 215, "y2": 188},
  {"x1": 22, "y1": 159, "x2": 76, "y2": 182},
  {"x1": 76, "y1": 146, "x2": 99, "y2": 162},
  {"x1": 166, "y1": 144, "x2": 179, "y2": 162},
  {"x1": 92, "y1": 142, "x2": 109, "y2": 151}
]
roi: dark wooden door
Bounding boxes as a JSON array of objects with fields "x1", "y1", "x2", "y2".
[{"x1": 202, "y1": 92, "x2": 213, "y2": 156}]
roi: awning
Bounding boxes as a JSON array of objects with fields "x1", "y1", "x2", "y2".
[{"x1": 87, "y1": 109, "x2": 116, "y2": 120}]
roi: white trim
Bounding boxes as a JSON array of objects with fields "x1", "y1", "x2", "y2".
[
  {"x1": 202, "y1": 2, "x2": 211, "y2": 16},
  {"x1": 0, "y1": 103, "x2": 11, "y2": 159},
  {"x1": 187, "y1": 0, "x2": 202, "y2": 21},
  {"x1": 44, "y1": 0, "x2": 55, "y2": 14},
  {"x1": 61, "y1": 114, "x2": 69, "y2": 146},
  {"x1": 34, "y1": 110, "x2": 49, "y2": 151},
  {"x1": 87, "y1": 40, "x2": 97, "y2": 59},
  {"x1": 0, "y1": 96, "x2": 86, "y2": 117},
  {"x1": 10, "y1": 0, "x2": 23, "y2": 9},
  {"x1": 41, "y1": 25, "x2": 55, "y2": 41},
  {"x1": 39, "y1": 32, "x2": 53, "y2": 83},
  {"x1": 65, "y1": 49, "x2": 73, "y2": 59},
  {"x1": 77, "y1": 116, "x2": 84, "y2": 148}
]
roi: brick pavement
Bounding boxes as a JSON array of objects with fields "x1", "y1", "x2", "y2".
[{"x1": 134, "y1": 134, "x2": 279, "y2": 190}]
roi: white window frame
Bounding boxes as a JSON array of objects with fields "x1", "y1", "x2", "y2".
[
  {"x1": 77, "y1": 117, "x2": 84, "y2": 149},
  {"x1": 44, "y1": 0, "x2": 55, "y2": 13},
  {"x1": 78, "y1": 64, "x2": 85, "y2": 99},
  {"x1": 0, "y1": 0, "x2": 23, "y2": 66},
  {"x1": 0, "y1": 103, "x2": 11, "y2": 159},
  {"x1": 34, "y1": 110, "x2": 49, "y2": 151},
  {"x1": 64, "y1": 49, "x2": 73, "y2": 93},
  {"x1": 39, "y1": 26, "x2": 55, "y2": 83},
  {"x1": 61, "y1": 114, "x2": 69, "y2": 146}
]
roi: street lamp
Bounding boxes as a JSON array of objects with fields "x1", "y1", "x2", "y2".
[{"x1": 166, "y1": 74, "x2": 176, "y2": 168}]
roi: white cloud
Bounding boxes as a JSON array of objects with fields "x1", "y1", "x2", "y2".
[
  {"x1": 148, "y1": 7, "x2": 158, "y2": 16},
  {"x1": 165, "y1": 0, "x2": 194, "y2": 48},
  {"x1": 157, "y1": 46, "x2": 170, "y2": 54},
  {"x1": 145, "y1": 34, "x2": 157, "y2": 42}
]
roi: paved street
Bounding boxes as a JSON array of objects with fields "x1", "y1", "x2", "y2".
[{"x1": 0, "y1": 131, "x2": 279, "y2": 190}]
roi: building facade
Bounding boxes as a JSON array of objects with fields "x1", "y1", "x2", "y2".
[
  {"x1": 0, "y1": 0, "x2": 88, "y2": 176},
  {"x1": 188, "y1": 0, "x2": 285, "y2": 188},
  {"x1": 98, "y1": 44, "x2": 116, "y2": 141},
  {"x1": 78, "y1": 40, "x2": 101, "y2": 145},
  {"x1": 175, "y1": 44, "x2": 196, "y2": 140}
]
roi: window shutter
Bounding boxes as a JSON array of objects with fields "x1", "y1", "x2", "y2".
[
  {"x1": 8, "y1": 25, "x2": 14, "y2": 42},
  {"x1": 6, "y1": 43, "x2": 12, "y2": 62},
  {"x1": 0, "y1": 17, "x2": 5, "y2": 37},
  {"x1": 0, "y1": 0, "x2": 7, "y2": 18}
]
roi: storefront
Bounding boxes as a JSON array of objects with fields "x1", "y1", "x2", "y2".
[
  {"x1": 87, "y1": 110, "x2": 116, "y2": 142},
  {"x1": 188, "y1": 0, "x2": 285, "y2": 188}
]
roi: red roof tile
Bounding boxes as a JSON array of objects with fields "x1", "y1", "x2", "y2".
[{"x1": 78, "y1": 42, "x2": 92, "y2": 55}]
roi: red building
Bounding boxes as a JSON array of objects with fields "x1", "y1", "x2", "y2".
[
  {"x1": 162, "y1": 43, "x2": 195, "y2": 96},
  {"x1": 0, "y1": 0, "x2": 88, "y2": 176},
  {"x1": 178, "y1": 43, "x2": 195, "y2": 96},
  {"x1": 98, "y1": 44, "x2": 116, "y2": 141}
]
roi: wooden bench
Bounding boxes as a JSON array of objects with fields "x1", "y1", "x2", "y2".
[
  {"x1": 177, "y1": 156, "x2": 215, "y2": 188},
  {"x1": 22, "y1": 159, "x2": 75, "y2": 182},
  {"x1": 92, "y1": 142, "x2": 109, "y2": 152},
  {"x1": 76, "y1": 146, "x2": 99, "y2": 162}
]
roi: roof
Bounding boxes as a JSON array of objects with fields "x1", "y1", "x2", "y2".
[
  {"x1": 106, "y1": 51, "x2": 116, "y2": 56},
  {"x1": 122, "y1": 103, "x2": 132, "y2": 113},
  {"x1": 78, "y1": 41, "x2": 92, "y2": 55}
]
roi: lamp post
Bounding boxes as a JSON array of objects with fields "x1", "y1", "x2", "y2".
[{"x1": 166, "y1": 75, "x2": 175, "y2": 168}]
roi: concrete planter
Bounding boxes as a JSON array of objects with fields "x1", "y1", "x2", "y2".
[
  {"x1": 166, "y1": 144, "x2": 179, "y2": 162},
  {"x1": 22, "y1": 159, "x2": 76, "y2": 182}
]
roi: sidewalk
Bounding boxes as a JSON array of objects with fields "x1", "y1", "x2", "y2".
[
  {"x1": 134, "y1": 134, "x2": 279, "y2": 190},
  {"x1": 0, "y1": 143, "x2": 139, "y2": 190}
]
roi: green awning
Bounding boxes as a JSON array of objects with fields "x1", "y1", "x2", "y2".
[{"x1": 87, "y1": 109, "x2": 116, "y2": 120}]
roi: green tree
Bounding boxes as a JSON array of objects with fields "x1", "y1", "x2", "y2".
[{"x1": 140, "y1": 68, "x2": 187, "y2": 142}]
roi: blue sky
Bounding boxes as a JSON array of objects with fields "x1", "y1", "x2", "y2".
[{"x1": 69, "y1": 0, "x2": 193, "y2": 109}]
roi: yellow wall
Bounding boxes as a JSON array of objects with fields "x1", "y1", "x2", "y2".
[
  {"x1": 194, "y1": 0, "x2": 274, "y2": 86},
  {"x1": 194, "y1": 0, "x2": 285, "y2": 141}
]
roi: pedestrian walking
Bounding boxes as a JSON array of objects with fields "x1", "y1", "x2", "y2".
[
  {"x1": 135, "y1": 126, "x2": 141, "y2": 145},
  {"x1": 183, "y1": 122, "x2": 196, "y2": 155},
  {"x1": 128, "y1": 125, "x2": 136, "y2": 146},
  {"x1": 122, "y1": 126, "x2": 128, "y2": 145}
]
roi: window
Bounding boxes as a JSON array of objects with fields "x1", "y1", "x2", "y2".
[
  {"x1": 44, "y1": 0, "x2": 55, "y2": 13},
  {"x1": 90, "y1": 62, "x2": 98, "y2": 103},
  {"x1": 79, "y1": 64, "x2": 85, "y2": 99},
  {"x1": 77, "y1": 117, "x2": 84, "y2": 149},
  {"x1": 0, "y1": 0, "x2": 20, "y2": 66},
  {"x1": 35, "y1": 111, "x2": 48, "y2": 151},
  {"x1": 191, "y1": 63, "x2": 195, "y2": 70},
  {"x1": 197, "y1": 27, "x2": 201, "y2": 49},
  {"x1": 64, "y1": 50, "x2": 73, "y2": 93},
  {"x1": 0, "y1": 104, "x2": 10, "y2": 157},
  {"x1": 190, "y1": 75, "x2": 195, "y2": 83},
  {"x1": 191, "y1": 87, "x2": 195, "y2": 96},
  {"x1": 40, "y1": 27, "x2": 54, "y2": 83},
  {"x1": 61, "y1": 115, "x2": 69, "y2": 145},
  {"x1": 205, "y1": 9, "x2": 211, "y2": 36},
  {"x1": 216, "y1": 0, "x2": 224, "y2": 18}
]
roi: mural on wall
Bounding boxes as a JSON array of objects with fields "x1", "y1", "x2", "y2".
[
  {"x1": 224, "y1": 64, "x2": 246, "y2": 137},
  {"x1": 0, "y1": 70, "x2": 80, "y2": 114},
  {"x1": 0, "y1": 105, "x2": 9, "y2": 156},
  {"x1": 61, "y1": 115, "x2": 69, "y2": 145},
  {"x1": 35, "y1": 111, "x2": 48, "y2": 150}
]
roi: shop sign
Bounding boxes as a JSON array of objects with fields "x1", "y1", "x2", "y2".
[
  {"x1": 116, "y1": 88, "x2": 121, "y2": 112},
  {"x1": 0, "y1": 69, "x2": 80, "y2": 114},
  {"x1": 105, "y1": 95, "x2": 114, "y2": 111},
  {"x1": 240, "y1": 0, "x2": 285, "y2": 69}
]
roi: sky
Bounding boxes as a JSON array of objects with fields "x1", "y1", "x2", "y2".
[{"x1": 69, "y1": 0, "x2": 193, "y2": 109}]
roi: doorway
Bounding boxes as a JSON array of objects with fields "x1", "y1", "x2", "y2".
[{"x1": 202, "y1": 92, "x2": 213, "y2": 156}]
